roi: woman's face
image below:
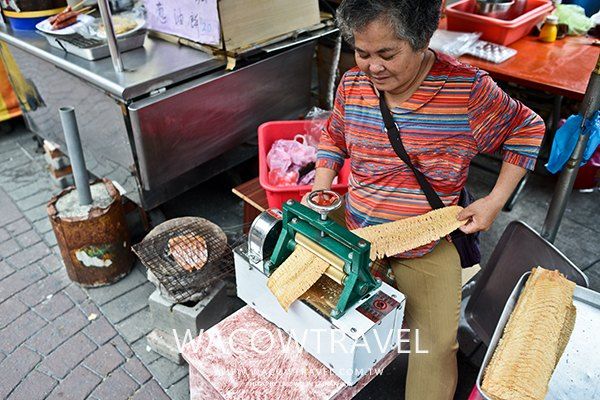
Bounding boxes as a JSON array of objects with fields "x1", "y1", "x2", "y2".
[{"x1": 353, "y1": 18, "x2": 424, "y2": 94}]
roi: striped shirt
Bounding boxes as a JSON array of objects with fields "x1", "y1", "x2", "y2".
[{"x1": 316, "y1": 52, "x2": 545, "y2": 259}]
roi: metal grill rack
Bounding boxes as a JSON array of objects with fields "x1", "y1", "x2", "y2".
[{"x1": 133, "y1": 218, "x2": 235, "y2": 303}]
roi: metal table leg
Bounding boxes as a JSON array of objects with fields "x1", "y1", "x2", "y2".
[
  {"x1": 538, "y1": 95, "x2": 564, "y2": 160},
  {"x1": 503, "y1": 172, "x2": 529, "y2": 212},
  {"x1": 551, "y1": 95, "x2": 563, "y2": 134},
  {"x1": 542, "y1": 56, "x2": 600, "y2": 242}
]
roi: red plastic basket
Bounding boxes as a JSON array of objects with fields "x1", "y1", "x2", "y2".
[
  {"x1": 258, "y1": 120, "x2": 350, "y2": 209},
  {"x1": 446, "y1": 0, "x2": 553, "y2": 45}
]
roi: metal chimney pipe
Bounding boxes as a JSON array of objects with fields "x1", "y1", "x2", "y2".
[
  {"x1": 59, "y1": 107, "x2": 93, "y2": 206},
  {"x1": 97, "y1": 0, "x2": 124, "y2": 73}
]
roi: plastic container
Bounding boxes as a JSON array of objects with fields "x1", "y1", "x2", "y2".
[
  {"x1": 258, "y1": 120, "x2": 350, "y2": 209},
  {"x1": 446, "y1": 0, "x2": 554, "y2": 45},
  {"x1": 539, "y1": 14, "x2": 559, "y2": 42},
  {"x1": 2, "y1": 7, "x2": 64, "y2": 30},
  {"x1": 11, "y1": 0, "x2": 63, "y2": 10}
]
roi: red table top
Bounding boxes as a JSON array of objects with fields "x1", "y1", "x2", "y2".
[{"x1": 457, "y1": 34, "x2": 599, "y2": 101}]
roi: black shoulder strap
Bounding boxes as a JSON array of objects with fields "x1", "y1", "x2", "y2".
[{"x1": 379, "y1": 93, "x2": 445, "y2": 210}]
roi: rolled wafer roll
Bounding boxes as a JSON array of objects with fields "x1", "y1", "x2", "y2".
[{"x1": 481, "y1": 267, "x2": 576, "y2": 400}]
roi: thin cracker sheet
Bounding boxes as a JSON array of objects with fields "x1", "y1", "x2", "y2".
[
  {"x1": 481, "y1": 267, "x2": 576, "y2": 400},
  {"x1": 353, "y1": 205, "x2": 466, "y2": 260},
  {"x1": 267, "y1": 206, "x2": 467, "y2": 310},
  {"x1": 267, "y1": 246, "x2": 330, "y2": 311}
]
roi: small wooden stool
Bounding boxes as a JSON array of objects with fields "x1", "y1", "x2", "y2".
[
  {"x1": 232, "y1": 178, "x2": 267, "y2": 234},
  {"x1": 181, "y1": 306, "x2": 399, "y2": 400}
]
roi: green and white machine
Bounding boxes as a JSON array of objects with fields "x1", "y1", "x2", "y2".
[{"x1": 234, "y1": 190, "x2": 406, "y2": 385}]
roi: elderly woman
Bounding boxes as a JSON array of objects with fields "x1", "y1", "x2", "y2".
[{"x1": 308, "y1": 0, "x2": 545, "y2": 399}]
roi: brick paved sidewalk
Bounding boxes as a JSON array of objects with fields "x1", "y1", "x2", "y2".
[{"x1": 0, "y1": 129, "x2": 171, "y2": 399}]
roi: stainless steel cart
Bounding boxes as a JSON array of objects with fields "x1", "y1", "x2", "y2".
[{"x1": 0, "y1": 25, "x2": 333, "y2": 209}]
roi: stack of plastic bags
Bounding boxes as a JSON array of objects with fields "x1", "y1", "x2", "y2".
[
  {"x1": 267, "y1": 108, "x2": 333, "y2": 187},
  {"x1": 267, "y1": 134, "x2": 317, "y2": 186},
  {"x1": 556, "y1": 4, "x2": 595, "y2": 35}
]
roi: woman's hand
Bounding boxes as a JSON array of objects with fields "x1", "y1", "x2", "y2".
[
  {"x1": 457, "y1": 195, "x2": 505, "y2": 234},
  {"x1": 458, "y1": 162, "x2": 528, "y2": 234}
]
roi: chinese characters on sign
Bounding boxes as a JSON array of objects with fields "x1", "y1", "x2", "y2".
[{"x1": 145, "y1": 0, "x2": 221, "y2": 46}]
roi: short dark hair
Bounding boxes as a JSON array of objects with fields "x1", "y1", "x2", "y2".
[{"x1": 336, "y1": 0, "x2": 442, "y2": 51}]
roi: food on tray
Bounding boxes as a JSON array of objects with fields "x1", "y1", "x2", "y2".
[
  {"x1": 353, "y1": 205, "x2": 466, "y2": 260},
  {"x1": 481, "y1": 267, "x2": 576, "y2": 400},
  {"x1": 49, "y1": 5, "x2": 72, "y2": 25},
  {"x1": 48, "y1": 5, "x2": 92, "y2": 30},
  {"x1": 49, "y1": 6, "x2": 78, "y2": 30},
  {"x1": 99, "y1": 16, "x2": 137, "y2": 35},
  {"x1": 267, "y1": 206, "x2": 467, "y2": 310},
  {"x1": 168, "y1": 234, "x2": 208, "y2": 272}
]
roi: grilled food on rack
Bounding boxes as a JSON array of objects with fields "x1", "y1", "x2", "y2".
[
  {"x1": 267, "y1": 206, "x2": 467, "y2": 310},
  {"x1": 168, "y1": 234, "x2": 208, "y2": 272},
  {"x1": 481, "y1": 267, "x2": 576, "y2": 400}
]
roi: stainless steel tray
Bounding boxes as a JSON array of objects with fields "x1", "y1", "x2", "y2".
[
  {"x1": 42, "y1": 30, "x2": 146, "y2": 61},
  {"x1": 476, "y1": 272, "x2": 600, "y2": 399}
]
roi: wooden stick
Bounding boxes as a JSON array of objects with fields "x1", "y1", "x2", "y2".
[
  {"x1": 76, "y1": 6, "x2": 93, "y2": 15},
  {"x1": 71, "y1": 0, "x2": 86, "y2": 11}
]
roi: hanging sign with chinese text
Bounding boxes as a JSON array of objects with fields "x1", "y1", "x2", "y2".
[{"x1": 144, "y1": 0, "x2": 221, "y2": 46}]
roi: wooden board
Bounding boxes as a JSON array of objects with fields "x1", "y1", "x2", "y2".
[
  {"x1": 219, "y1": 0, "x2": 320, "y2": 51},
  {"x1": 232, "y1": 178, "x2": 267, "y2": 234},
  {"x1": 231, "y1": 177, "x2": 268, "y2": 213}
]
